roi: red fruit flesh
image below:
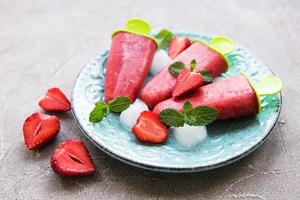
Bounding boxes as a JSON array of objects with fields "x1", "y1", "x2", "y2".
[
  {"x1": 168, "y1": 36, "x2": 191, "y2": 59},
  {"x1": 132, "y1": 111, "x2": 168, "y2": 144},
  {"x1": 23, "y1": 112, "x2": 60, "y2": 150},
  {"x1": 153, "y1": 75, "x2": 258, "y2": 120},
  {"x1": 140, "y1": 42, "x2": 227, "y2": 108},
  {"x1": 104, "y1": 32, "x2": 157, "y2": 102},
  {"x1": 172, "y1": 68, "x2": 203, "y2": 97},
  {"x1": 39, "y1": 87, "x2": 71, "y2": 111},
  {"x1": 51, "y1": 139, "x2": 95, "y2": 176}
]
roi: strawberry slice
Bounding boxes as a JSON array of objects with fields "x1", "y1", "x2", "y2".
[
  {"x1": 23, "y1": 112, "x2": 60, "y2": 150},
  {"x1": 168, "y1": 36, "x2": 191, "y2": 58},
  {"x1": 51, "y1": 139, "x2": 95, "y2": 176},
  {"x1": 132, "y1": 111, "x2": 168, "y2": 144},
  {"x1": 172, "y1": 68, "x2": 203, "y2": 97},
  {"x1": 39, "y1": 87, "x2": 71, "y2": 112}
]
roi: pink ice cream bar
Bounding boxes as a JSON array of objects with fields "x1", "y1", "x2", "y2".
[
  {"x1": 140, "y1": 41, "x2": 229, "y2": 108},
  {"x1": 153, "y1": 75, "x2": 259, "y2": 120},
  {"x1": 104, "y1": 19, "x2": 157, "y2": 102}
]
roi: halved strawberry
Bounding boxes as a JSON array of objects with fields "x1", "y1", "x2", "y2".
[
  {"x1": 172, "y1": 68, "x2": 203, "y2": 97},
  {"x1": 39, "y1": 87, "x2": 71, "y2": 112},
  {"x1": 51, "y1": 139, "x2": 95, "y2": 176},
  {"x1": 132, "y1": 111, "x2": 168, "y2": 144},
  {"x1": 168, "y1": 36, "x2": 191, "y2": 58},
  {"x1": 23, "y1": 112, "x2": 60, "y2": 150}
]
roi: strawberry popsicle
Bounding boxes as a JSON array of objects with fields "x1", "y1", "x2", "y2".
[
  {"x1": 153, "y1": 75, "x2": 259, "y2": 120},
  {"x1": 105, "y1": 19, "x2": 157, "y2": 102},
  {"x1": 140, "y1": 41, "x2": 229, "y2": 108}
]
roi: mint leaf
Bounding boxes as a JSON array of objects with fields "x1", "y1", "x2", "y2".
[
  {"x1": 159, "y1": 104, "x2": 218, "y2": 127},
  {"x1": 190, "y1": 59, "x2": 197, "y2": 71},
  {"x1": 198, "y1": 70, "x2": 213, "y2": 83},
  {"x1": 108, "y1": 96, "x2": 132, "y2": 113},
  {"x1": 185, "y1": 106, "x2": 218, "y2": 126},
  {"x1": 168, "y1": 61, "x2": 185, "y2": 75},
  {"x1": 154, "y1": 29, "x2": 173, "y2": 50},
  {"x1": 89, "y1": 101, "x2": 109, "y2": 123},
  {"x1": 159, "y1": 109, "x2": 185, "y2": 127},
  {"x1": 183, "y1": 101, "x2": 193, "y2": 115},
  {"x1": 89, "y1": 96, "x2": 132, "y2": 123}
]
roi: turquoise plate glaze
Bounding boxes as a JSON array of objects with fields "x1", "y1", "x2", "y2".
[{"x1": 72, "y1": 32, "x2": 281, "y2": 173}]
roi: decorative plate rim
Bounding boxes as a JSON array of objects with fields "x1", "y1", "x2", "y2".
[
  {"x1": 71, "y1": 32, "x2": 282, "y2": 173},
  {"x1": 71, "y1": 85, "x2": 281, "y2": 173}
]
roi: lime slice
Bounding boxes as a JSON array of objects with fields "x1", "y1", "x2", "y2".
[
  {"x1": 256, "y1": 75, "x2": 282, "y2": 96},
  {"x1": 209, "y1": 36, "x2": 235, "y2": 55},
  {"x1": 126, "y1": 18, "x2": 151, "y2": 35}
]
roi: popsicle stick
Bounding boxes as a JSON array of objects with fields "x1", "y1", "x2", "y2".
[
  {"x1": 255, "y1": 75, "x2": 282, "y2": 96},
  {"x1": 242, "y1": 73, "x2": 282, "y2": 113},
  {"x1": 209, "y1": 36, "x2": 235, "y2": 55},
  {"x1": 126, "y1": 18, "x2": 151, "y2": 35},
  {"x1": 111, "y1": 18, "x2": 158, "y2": 47}
]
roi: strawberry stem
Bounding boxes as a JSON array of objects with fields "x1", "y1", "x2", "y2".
[{"x1": 189, "y1": 59, "x2": 196, "y2": 71}]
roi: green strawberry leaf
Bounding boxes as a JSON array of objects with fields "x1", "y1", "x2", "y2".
[
  {"x1": 159, "y1": 109, "x2": 185, "y2": 127},
  {"x1": 198, "y1": 69, "x2": 213, "y2": 83},
  {"x1": 154, "y1": 29, "x2": 173, "y2": 50},
  {"x1": 190, "y1": 59, "x2": 197, "y2": 71},
  {"x1": 185, "y1": 106, "x2": 218, "y2": 126},
  {"x1": 168, "y1": 61, "x2": 185, "y2": 75},
  {"x1": 108, "y1": 96, "x2": 132, "y2": 113},
  {"x1": 89, "y1": 101, "x2": 109, "y2": 123},
  {"x1": 183, "y1": 101, "x2": 193, "y2": 115}
]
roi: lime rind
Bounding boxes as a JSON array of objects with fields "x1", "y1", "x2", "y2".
[
  {"x1": 241, "y1": 73, "x2": 262, "y2": 113},
  {"x1": 192, "y1": 39, "x2": 231, "y2": 72}
]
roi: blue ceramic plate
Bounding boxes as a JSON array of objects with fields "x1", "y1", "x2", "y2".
[{"x1": 72, "y1": 32, "x2": 281, "y2": 173}]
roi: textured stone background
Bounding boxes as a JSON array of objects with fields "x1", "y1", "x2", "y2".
[{"x1": 0, "y1": 0, "x2": 299, "y2": 199}]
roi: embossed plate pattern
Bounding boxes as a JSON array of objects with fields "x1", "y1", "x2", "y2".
[{"x1": 72, "y1": 33, "x2": 281, "y2": 172}]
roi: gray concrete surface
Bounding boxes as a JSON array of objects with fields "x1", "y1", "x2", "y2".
[{"x1": 0, "y1": 0, "x2": 299, "y2": 199}]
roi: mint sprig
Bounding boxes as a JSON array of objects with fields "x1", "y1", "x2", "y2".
[
  {"x1": 182, "y1": 101, "x2": 193, "y2": 115},
  {"x1": 185, "y1": 59, "x2": 213, "y2": 83},
  {"x1": 89, "y1": 102, "x2": 109, "y2": 123},
  {"x1": 108, "y1": 96, "x2": 131, "y2": 112},
  {"x1": 198, "y1": 69, "x2": 213, "y2": 83},
  {"x1": 159, "y1": 101, "x2": 218, "y2": 127},
  {"x1": 168, "y1": 59, "x2": 199, "y2": 75},
  {"x1": 89, "y1": 96, "x2": 132, "y2": 123},
  {"x1": 168, "y1": 61, "x2": 185, "y2": 75},
  {"x1": 159, "y1": 109, "x2": 185, "y2": 127},
  {"x1": 154, "y1": 29, "x2": 173, "y2": 50},
  {"x1": 185, "y1": 106, "x2": 218, "y2": 126}
]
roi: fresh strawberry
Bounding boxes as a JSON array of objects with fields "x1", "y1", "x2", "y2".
[
  {"x1": 51, "y1": 139, "x2": 95, "y2": 176},
  {"x1": 132, "y1": 111, "x2": 168, "y2": 144},
  {"x1": 23, "y1": 112, "x2": 60, "y2": 150},
  {"x1": 168, "y1": 36, "x2": 191, "y2": 58},
  {"x1": 172, "y1": 68, "x2": 203, "y2": 97},
  {"x1": 39, "y1": 87, "x2": 71, "y2": 112}
]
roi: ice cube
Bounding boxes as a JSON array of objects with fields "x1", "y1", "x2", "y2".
[
  {"x1": 120, "y1": 99, "x2": 149, "y2": 130},
  {"x1": 150, "y1": 49, "x2": 172, "y2": 75},
  {"x1": 172, "y1": 124, "x2": 207, "y2": 148}
]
